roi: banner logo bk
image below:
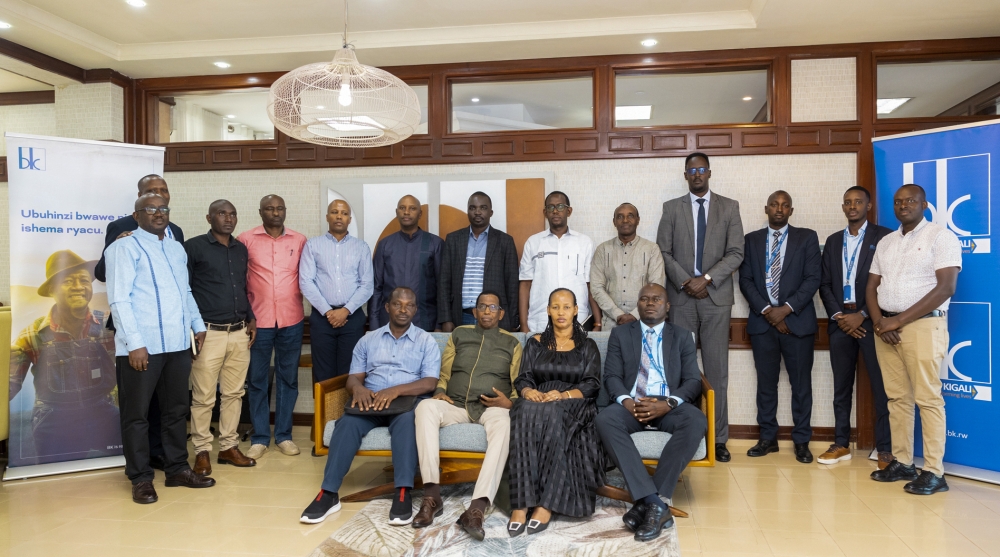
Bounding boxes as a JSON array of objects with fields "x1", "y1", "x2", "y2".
[
  {"x1": 903, "y1": 154, "x2": 990, "y2": 254},
  {"x1": 17, "y1": 147, "x2": 45, "y2": 171},
  {"x1": 940, "y1": 302, "x2": 992, "y2": 401}
]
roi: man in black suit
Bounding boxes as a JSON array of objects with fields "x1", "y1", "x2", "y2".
[
  {"x1": 94, "y1": 174, "x2": 185, "y2": 471},
  {"x1": 438, "y1": 192, "x2": 520, "y2": 332},
  {"x1": 596, "y1": 283, "x2": 706, "y2": 543},
  {"x1": 738, "y1": 190, "x2": 821, "y2": 464},
  {"x1": 818, "y1": 186, "x2": 893, "y2": 467}
]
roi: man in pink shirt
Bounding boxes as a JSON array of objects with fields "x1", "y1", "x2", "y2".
[{"x1": 238, "y1": 195, "x2": 308, "y2": 460}]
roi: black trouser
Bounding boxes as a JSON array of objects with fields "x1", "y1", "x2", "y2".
[
  {"x1": 596, "y1": 402, "x2": 707, "y2": 501},
  {"x1": 309, "y1": 307, "x2": 365, "y2": 383},
  {"x1": 116, "y1": 351, "x2": 192, "y2": 484},
  {"x1": 829, "y1": 321, "x2": 892, "y2": 451},
  {"x1": 750, "y1": 328, "x2": 814, "y2": 444}
]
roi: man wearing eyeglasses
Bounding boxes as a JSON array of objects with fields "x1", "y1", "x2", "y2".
[
  {"x1": 237, "y1": 195, "x2": 308, "y2": 461},
  {"x1": 106, "y1": 193, "x2": 215, "y2": 504},
  {"x1": 412, "y1": 291, "x2": 522, "y2": 539},
  {"x1": 656, "y1": 153, "x2": 744, "y2": 463},
  {"x1": 519, "y1": 191, "x2": 599, "y2": 332}
]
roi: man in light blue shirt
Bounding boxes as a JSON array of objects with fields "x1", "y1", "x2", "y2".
[
  {"x1": 106, "y1": 193, "x2": 214, "y2": 505},
  {"x1": 299, "y1": 199, "x2": 374, "y2": 383},
  {"x1": 301, "y1": 287, "x2": 440, "y2": 526}
]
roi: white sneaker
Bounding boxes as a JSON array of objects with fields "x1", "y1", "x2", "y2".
[
  {"x1": 277, "y1": 440, "x2": 301, "y2": 456},
  {"x1": 247, "y1": 444, "x2": 268, "y2": 460}
]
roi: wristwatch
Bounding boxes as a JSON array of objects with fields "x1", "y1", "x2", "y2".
[
  {"x1": 703, "y1": 274, "x2": 713, "y2": 283},
  {"x1": 666, "y1": 397, "x2": 679, "y2": 409}
]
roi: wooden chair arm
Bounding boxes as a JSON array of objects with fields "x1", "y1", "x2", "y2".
[
  {"x1": 699, "y1": 375, "x2": 716, "y2": 466},
  {"x1": 312, "y1": 375, "x2": 350, "y2": 455}
]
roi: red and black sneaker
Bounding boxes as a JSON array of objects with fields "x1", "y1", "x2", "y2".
[
  {"x1": 388, "y1": 486, "x2": 413, "y2": 525},
  {"x1": 300, "y1": 490, "x2": 340, "y2": 524}
]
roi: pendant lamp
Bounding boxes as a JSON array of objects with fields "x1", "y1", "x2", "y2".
[{"x1": 267, "y1": 0, "x2": 421, "y2": 148}]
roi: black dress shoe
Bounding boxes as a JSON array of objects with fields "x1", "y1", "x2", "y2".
[
  {"x1": 132, "y1": 481, "x2": 158, "y2": 504},
  {"x1": 634, "y1": 503, "x2": 674, "y2": 542},
  {"x1": 164, "y1": 468, "x2": 217, "y2": 488},
  {"x1": 904, "y1": 471, "x2": 949, "y2": 495},
  {"x1": 623, "y1": 502, "x2": 647, "y2": 532},
  {"x1": 149, "y1": 454, "x2": 166, "y2": 471},
  {"x1": 747, "y1": 439, "x2": 779, "y2": 457},
  {"x1": 715, "y1": 443, "x2": 732, "y2": 462},
  {"x1": 870, "y1": 460, "x2": 919, "y2": 483},
  {"x1": 794, "y1": 443, "x2": 813, "y2": 464}
]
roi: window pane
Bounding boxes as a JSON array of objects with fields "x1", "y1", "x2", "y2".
[
  {"x1": 411, "y1": 84, "x2": 429, "y2": 134},
  {"x1": 615, "y1": 69, "x2": 769, "y2": 126},
  {"x1": 877, "y1": 59, "x2": 1000, "y2": 118},
  {"x1": 451, "y1": 77, "x2": 593, "y2": 132},
  {"x1": 158, "y1": 88, "x2": 273, "y2": 143}
]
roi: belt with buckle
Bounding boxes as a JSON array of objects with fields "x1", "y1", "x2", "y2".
[
  {"x1": 843, "y1": 303, "x2": 857, "y2": 311},
  {"x1": 206, "y1": 321, "x2": 246, "y2": 332},
  {"x1": 881, "y1": 310, "x2": 946, "y2": 319}
]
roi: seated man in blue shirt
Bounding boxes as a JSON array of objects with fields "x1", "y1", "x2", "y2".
[
  {"x1": 301, "y1": 286, "x2": 441, "y2": 526},
  {"x1": 596, "y1": 284, "x2": 706, "y2": 542},
  {"x1": 106, "y1": 193, "x2": 216, "y2": 505}
]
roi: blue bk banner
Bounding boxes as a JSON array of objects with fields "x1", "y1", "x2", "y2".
[{"x1": 874, "y1": 120, "x2": 1000, "y2": 480}]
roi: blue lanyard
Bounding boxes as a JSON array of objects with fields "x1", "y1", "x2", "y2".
[
  {"x1": 842, "y1": 227, "x2": 863, "y2": 284},
  {"x1": 765, "y1": 229, "x2": 788, "y2": 276},
  {"x1": 641, "y1": 328, "x2": 665, "y2": 395}
]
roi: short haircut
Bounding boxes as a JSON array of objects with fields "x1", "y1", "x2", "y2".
[
  {"x1": 328, "y1": 199, "x2": 352, "y2": 214},
  {"x1": 134, "y1": 193, "x2": 164, "y2": 211},
  {"x1": 685, "y1": 152, "x2": 710, "y2": 167},
  {"x1": 476, "y1": 290, "x2": 503, "y2": 308},
  {"x1": 768, "y1": 189, "x2": 793, "y2": 205},
  {"x1": 899, "y1": 183, "x2": 927, "y2": 200},
  {"x1": 844, "y1": 186, "x2": 870, "y2": 201},
  {"x1": 615, "y1": 202, "x2": 639, "y2": 219},
  {"x1": 545, "y1": 190, "x2": 571, "y2": 207},
  {"x1": 137, "y1": 174, "x2": 165, "y2": 191},
  {"x1": 468, "y1": 191, "x2": 493, "y2": 207},
  {"x1": 389, "y1": 286, "x2": 416, "y2": 302}
]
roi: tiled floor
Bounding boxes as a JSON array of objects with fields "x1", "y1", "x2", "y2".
[{"x1": 2, "y1": 432, "x2": 1000, "y2": 557}]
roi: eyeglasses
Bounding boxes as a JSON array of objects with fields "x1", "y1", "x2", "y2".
[
  {"x1": 893, "y1": 198, "x2": 922, "y2": 207},
  {"x1": 545, "y1": 203, "x2": 570, "y2": 213},
  {"x1": 140, "y1": 206, "x2": 170, "y2": 215},
  {"x1": 686, "y1": 167, "x2": 709, "y2": 176},
  {"x1": 476, "y1": 303, "x2": 501, "y2": 313}
]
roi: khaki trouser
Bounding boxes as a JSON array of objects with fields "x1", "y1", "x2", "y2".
[
  {"x1": 190, "y1": 328, "x2": 251, "y2": 453},
  {"x1": 414, "y1": 398, "x2": 510, "y2": 502},
  {"x1": 874, "y1": 316, "x2": 948, "y2": 476}
]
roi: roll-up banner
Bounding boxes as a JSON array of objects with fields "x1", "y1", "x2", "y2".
[
  {"x1": 5, "y1": 134, "x2": 164, "y2": 480},
  {"x1": 873, "y1": 120, "x2": 1000, "y2": 485}
]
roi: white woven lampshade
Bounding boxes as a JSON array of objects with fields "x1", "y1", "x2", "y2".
[{"x1": 268, "y1": 47, "x2": 421, "y2": 148}]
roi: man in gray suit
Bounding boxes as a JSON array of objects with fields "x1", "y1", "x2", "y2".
[{"x1": 656, "y1": 152, "x2": 744, "y2": 462}]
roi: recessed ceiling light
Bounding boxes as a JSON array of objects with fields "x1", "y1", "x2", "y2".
[
  {"x1": 126, "y1": 0, "x2": 146, "y2": 6},
  {"x1": 226, "y1": 114, "x2": 236, "y2": 118},
  {"x1": 0, "y1": 21, "x2": 12, "y2": 29},
  {"x1": 743, "y1": 96, "x2": 752, "y2": 101},
  {"x1": 641, "y1": 39, "x2": 658, "y2": 47},
  {"x1": 214, "y1": 61, "x2": 231, "y2": 69},
  {"x1": 471, "y1": 97, "x2": 480, "y2": 103},
  {"x1": 615, "y1": 105, "x2": 652, "y2": 120},
  {"x1": 877, "y1": 98, "x2": 912, "y2": 114}
]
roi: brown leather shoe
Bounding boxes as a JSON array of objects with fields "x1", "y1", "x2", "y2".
[
  {"x1": 165, "y1": 468, "x2": 217, "y2": 488},
  {"x1": 193, "y1": 451, "x2": 212, "y2": 476},
  {"x1": 878, "y1": 451, "x2": 894, "y2": 470},
  {"x1": 412, "y1": 497, "x2": 443, "y2": 528},
  {"x1": 132, "y1": 481, "x2": 158, "y2": 504},
  {"x1": 218, "y1": 446, "x2": 256, "y2": 468},
  {"x1": 458, "y1": 507, "x2": 486, "y2": 541}
]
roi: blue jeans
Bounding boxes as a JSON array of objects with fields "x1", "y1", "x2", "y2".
[
  {"x1": 248, "y1": 321, "x2": 304, "y2": 446},
  {"x1": 322, "y1": 410, "x2": 418, "y2": 493}
]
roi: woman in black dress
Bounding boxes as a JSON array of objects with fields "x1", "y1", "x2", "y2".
[{"x1": 507, "y1": 288, "x2": 605, "y2": 536}]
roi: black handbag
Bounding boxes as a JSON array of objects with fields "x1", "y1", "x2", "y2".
[{"x1": 343, "y1": 395, "x2": 418, "y2": 417}]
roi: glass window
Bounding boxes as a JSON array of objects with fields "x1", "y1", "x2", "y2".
[
  {"x1": 410, "y1": 84, "x2": 429, "y2": 134},
  {"x1": 156, "y1": 88, "x2": 273, "y2": 143},
  {"x1": 615, "y1": 68, "x2": 770, "y2": 127},
  {"x1": 450, "y1": 76, "x2": 593, "y2": 133},
  {"x1": 877, "y1": 59, "x2": 1000, "y2": 118}
]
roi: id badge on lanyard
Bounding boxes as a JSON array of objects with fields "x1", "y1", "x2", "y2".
[{"x1": 843, "y1": 228, "x2": 862, "y2": 302}]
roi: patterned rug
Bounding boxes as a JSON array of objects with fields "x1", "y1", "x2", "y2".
[{"x1": 309, "y1": 477, "x2": 681, "y2": 557}]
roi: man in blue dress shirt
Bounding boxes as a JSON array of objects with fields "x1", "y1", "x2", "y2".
[
  {"x1": 301, "y1": 287, "x2": 441, "y2": 526},
  {"x1": 299, "y1": 199, "x2": 374, "y2": 383},
  {"x1": 106, "y1": 193, "x2": 216, "y2": 504}
]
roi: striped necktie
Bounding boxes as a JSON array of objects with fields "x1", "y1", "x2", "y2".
[{"x1": 769, "y1": 230, "x2": 782, "y2": 302}]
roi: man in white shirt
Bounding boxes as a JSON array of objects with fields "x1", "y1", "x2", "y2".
[
  {"x1": 868, "y1": 184, "x2": 962, "y2": 496},
  {"x1": 518, "y1": 191, "x2": 600, "y2": 332}
]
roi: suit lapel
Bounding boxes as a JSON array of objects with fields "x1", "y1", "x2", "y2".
[
  {"x1": 857, "y1": 223, "x2": 876, "y2": 272},
  {"x1": 779, "y1": 226, "x2": 802, "y2": 298},
  {"x1": 680, "y1": 195, "x2": 695, "y2": 251},
  {"x1": 703, "y1": 193, "x2": 721, "y2": 248},
  {"x1": 660, "y1": 322, "x2": 674, "y2": 390},
  {"x1": 482, "y1": 227, "x2": 498, "y2": 273},
  {"x1": 754, "y1": 230, "x2": 768, "y2": 296},
  {"x1": 455, "y1": 229, "x2": 470, "y2": 278},
  {"x1": 831, "y1": 230, "x2": 845, "y2": 301}
]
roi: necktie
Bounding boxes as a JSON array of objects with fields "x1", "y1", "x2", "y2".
[
  {"x1": 769, "y1": 230, "x2": 782, "y2": 302},
  {"x1": 695, "y1": 199, "x2": 706, "y2": 275},
  {"x1": 636, "y1": 328, "x2": 656, "y2": 397}
]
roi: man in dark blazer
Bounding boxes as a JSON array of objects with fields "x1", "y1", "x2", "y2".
[
  {"x1": 94, "y1": 174, "x2": 185, "y2": 472},
  {"x1": 596, "y1": 283, "x2": 706, "y2": 543},
  {"x1": 819, "y1": 186, "x2": 893, "y2": 467},
  {"x1": 738, "y1": 190, "x2": 821, "y2": 464},
  {"x1": 657, "y1": 152, "x2": 744, "y2": 463},
  {"x1": 438, "y1": 192, "x2": 520, "y2": 332}
]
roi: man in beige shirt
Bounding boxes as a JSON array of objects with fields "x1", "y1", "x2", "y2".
[
  {"x1": 591, "y1": 203, "x2": 666, "y2": 330},
  {"x1": 868, "y1": 184, "x2": 962, "y2": 496}
]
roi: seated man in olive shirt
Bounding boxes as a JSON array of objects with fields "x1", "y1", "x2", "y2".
[{"x1": 412, "y1": 290, "x2": 522, "y2": 540}]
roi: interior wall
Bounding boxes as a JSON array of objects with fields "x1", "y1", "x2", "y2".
[{"x1": 0, "y1": 104, "x2": 57, "y2": 156}]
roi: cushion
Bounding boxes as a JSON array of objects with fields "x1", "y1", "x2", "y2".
[
  {"x1": 632, "y1": 430, "x2": 707, "y2": 461},
  {"x1": 323, "y1": 422, "x2": 489, "y2": 453}
]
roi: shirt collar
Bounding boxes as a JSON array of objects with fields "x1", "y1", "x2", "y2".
[
  {"x1": 899, "y1": 217, "x2": 929, "y2": 236},
  {"x1": 616, "y1": 235, "x2": 639, "y2": 247},
  {"x1": 44, "y1": 307, "x2": 99, "y2": 336},
  {"x1": 474, "y1": 322, "x2": 501, "y2": 337},
  {"x1": 205, "y1": 231, "x2": 235, "y2": 245},
  {"x1": 767, "y1": 224, "x2": 789, "y2": 237},
  {"x1": 380, "y1": 322, "x2": 416, "y2": 341},
  {"x1": 690, "y1": 190, "x2": 711, "y2": 205},
  {"x1": 639, "y1": 320, "x2": 665, "y2": 336},
  {"x1": 253, "y1": 225, "x2": 286, "y2": 237},
  {"x1": 546, "y1": 227, "x2": 575, "y2": 238},
  {"x1": 846, "y1": 220, "x2": 868, "y2": 238},
  {"x1": 133, "y1": 227, "x2": 164, "y2": 241},
  {"x1": 325, "y1": 231, "x2": 353, "y2": 243},
  {"x1": 399, "y1": 228, "x2": 423, "y2": 241},
  {"x1": 470, "y1": 226, "x2": 490, "y2": 240}
]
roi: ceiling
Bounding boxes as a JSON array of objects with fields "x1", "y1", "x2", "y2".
[{"x1": 0, "y1": 0, "x2": 996, "y2": 80}]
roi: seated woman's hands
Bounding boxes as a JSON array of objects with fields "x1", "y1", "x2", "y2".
[{"x1": 521, "y1": 388, "x2": 568, "y2": 403}]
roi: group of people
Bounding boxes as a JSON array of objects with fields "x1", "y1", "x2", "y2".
[{"x1": 16, "y1": 148, "x2": 958, "y2": 542}]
